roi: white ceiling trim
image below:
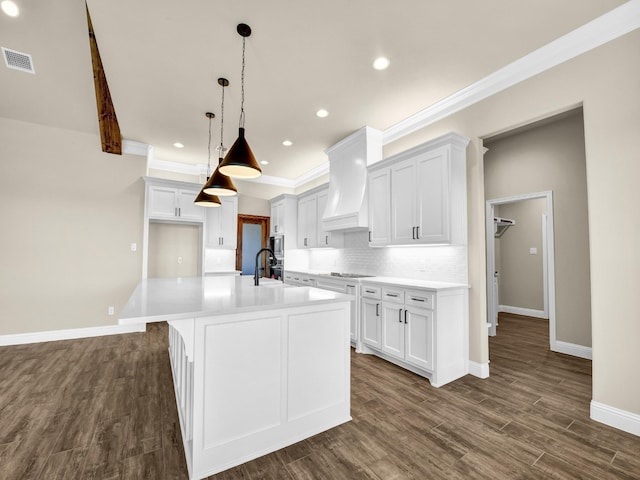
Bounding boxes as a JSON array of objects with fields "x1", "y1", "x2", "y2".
[{"x1": 382, "y1": 0, "x2": 640, "y2": 144}]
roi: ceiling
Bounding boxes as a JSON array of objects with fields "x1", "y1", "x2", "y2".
[{"x1": 0, "y1": 0, "x2": 628, "y2": 184}]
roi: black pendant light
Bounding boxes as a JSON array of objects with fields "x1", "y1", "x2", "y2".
[
  {"x1": 218, "y1": 23, "x2": 262, "y2": 179},
  {"x1": 203, "y1": 78, "x2": 238, "y2": 196},
  {"x1": 194, "y1": 112, "x2": 222, "y2": 207}
]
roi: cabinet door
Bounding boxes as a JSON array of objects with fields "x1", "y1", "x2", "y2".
[
  {"x1": 416, "y1": 147, "x2": 449, "y2": 243},
  {"x1": 206, "y1": 207, "x2": 222, "y2": 247},
  {"x1": 346, "y1": 284, "x2": 357, "y2": 342},
  {"x1": 381, "y1": 303, "x2": 405, "y2": 360},
  {"x1": 368, "y1": 168, "x2": 391, "y2": 246},
  {"x1": 390, "y1": 158, "x2": 417, "y2": 244},
  {"x1": 270, "y1": 202, "x2": 282, "y2": 235},
  {"x1": 218, "y1": 197, "x2": 238, "y2": 249},
  {"x1": 177, "y1": 190, "x2": 205, "y2": 221},
  {"x1": 148, "y1": 186, "x2": 178, "y2": 219},
  {"x1": 297, "y1": 195, "x2": 318, "y2": 248},
  {"x1": 361, "y1": 298, "x2": 381, "y2": 349},
  {"x1": 404, "y1": 307, "x2": 434, "y2": 371},
  {"x1": 315, "y1": 190, "x2": 343, "y2": 248}
]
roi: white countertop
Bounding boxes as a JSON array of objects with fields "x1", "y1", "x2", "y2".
[{"x1": 119, "y1": 275, "x2": 351, "y2": 325}]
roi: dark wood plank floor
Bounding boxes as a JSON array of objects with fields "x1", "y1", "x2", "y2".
[{"x1": 1, "y1": 313, "x2": 639, "y2": 479}]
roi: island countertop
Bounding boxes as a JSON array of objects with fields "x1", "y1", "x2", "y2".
[{"x1": 119, "y1": 275, "x2": 352, "y2": 325}]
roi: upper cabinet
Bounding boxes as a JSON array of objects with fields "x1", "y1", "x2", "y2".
[
  {"x1": 147, "y1": 183, "x2": 204, "y2": 222},
  {"x1": 368, "y1": 132, "x2": 469, "y2": 246},
  {"x1": 206, "y1": 196, "x2": 238, "y2": 249},
  {"x1": 297, "y1": 186, "x2": 343, "y2": 249},
  {"x1": 270, "y1": 194, "x2": 297, "y2": 242}
]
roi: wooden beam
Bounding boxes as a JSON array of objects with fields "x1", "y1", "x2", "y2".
[{"x1": 86, "y1": 4, "x2": 121, "y2": 155}]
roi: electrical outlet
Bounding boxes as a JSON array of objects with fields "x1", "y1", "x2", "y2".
[
  {"x1": 130, "y1": 243, "x2": 137, "y2": 252},
  {"x1": 178, "y1": 256, "x2": 183, "y2": 264},
  {"x1": 108, "y1": 306, "x2": 115, "y2": 315}
]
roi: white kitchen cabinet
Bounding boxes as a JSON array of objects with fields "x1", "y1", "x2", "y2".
[
  {"x1": 297, "y1": 194, "x2": 318, "y2": 248},
  {"x1": 360, "y1": 280, "x2": 466, "y2": 387},
  {"x1": 206, "y1": 196, "x2": 237, "y2": 249},
  {"x1": 314, "y1": 276, "x2": 358, "y2": 345},
  {"x1": 367, "y1": 168, "x2": 391, "y2": 246},
  {"x1": 368, "y1": 132, "x2": 469, "y2": 246},
  {"x1": 297, "y1": 186, "x2": 344, "y2": 249},
  {"x1": 361, "y1": 285, "x2": 382, "y2": 350},
  {"x1": 316, "y1": 188, "x2": 344, "y2": 248},
  {"x1": 270, "y1": 194, "x2": 297, "y2": 242},
  {"x1": 148, "y1": 185, "x2": 204, "y2": 222}
]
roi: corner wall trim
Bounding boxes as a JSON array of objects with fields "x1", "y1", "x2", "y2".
[
  {"x1": 468, "y1": 361, "x2": 490, "y2": 379},
  {"x1": 0, "y1": 323, "x2": 147, "y2": 346},
  {"x1": 553, "y1": 340, "x2": 593, "y2": 360},
  {"x1": 591, "y1": 401, "x2": 640, "y2": 437}
]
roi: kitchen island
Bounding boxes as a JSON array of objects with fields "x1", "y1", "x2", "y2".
[{"x1": 119, "y1": 276, "x2": 352, "y2": 480}]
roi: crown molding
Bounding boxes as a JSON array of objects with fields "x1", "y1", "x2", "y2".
[{"x1": 382, "y1": 0, "x2": 640, "y2": 144}]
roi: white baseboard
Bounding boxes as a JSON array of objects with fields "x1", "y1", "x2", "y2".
[
  {"x1": 591, "y1": 401, "x2": 640, "y2": 437},
  {"x1": 0, "y1": 323, "x2": 147, "y2": 346},
  {"x1": 552, "y1": 340, "x2": 593, "y2": 360},
  {"x1": 499, "y1": 305, "x2": 547, "y2": 319},
  {"x1": 468, "y1": 360, "x2": 490, "y2": 379}
]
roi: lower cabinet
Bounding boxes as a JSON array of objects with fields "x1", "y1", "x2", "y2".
[
  {"x1": 361, "y1": 286, "x2": 382, "y2": 350},
  {"x1": 360, "y1": 281, "x2": 467, "y2": 387},
  {"x1": 380, "y1": 287, "x2": 434, "y2": 371}
]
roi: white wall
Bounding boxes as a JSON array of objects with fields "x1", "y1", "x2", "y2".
[{"x1": 0, "y1": 118, "x2": 146, "y2": 335}]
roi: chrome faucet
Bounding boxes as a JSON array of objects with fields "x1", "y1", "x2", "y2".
[{"x1": 254, "y1": 248, "x2": 276, "y2": 286}]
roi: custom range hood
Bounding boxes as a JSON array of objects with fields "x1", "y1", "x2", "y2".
[{"x1": 322, "y1": 126, "x2": 383, "y2": 231}]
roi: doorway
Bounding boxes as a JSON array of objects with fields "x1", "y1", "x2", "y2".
[
  {"x1": 236, "y1": 215, "x2": 270, "y2": 276},
  {"x1": 486, "y1": 191, "x2": 556, "y2": 349}
]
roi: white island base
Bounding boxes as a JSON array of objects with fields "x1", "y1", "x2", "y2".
[
  {"x1": 119, "y1": 276, "x2": 352, "y2": 479},
  {"x1": 167, "y1": 301, "x2": 351, "y2": 479}
]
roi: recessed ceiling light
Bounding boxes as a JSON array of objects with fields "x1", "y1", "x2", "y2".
[
  {"x1": 260, "y1": 160, "x2": 269, "y2": 165},
  {"x1": 316, "y1": 109, "x2": 329, "y2": 118},
  {"x1": 173, "y1": 142, "x2": 184, "y2": 148},
  {"x1": 373, "y1": 57, "x2": 390, "y2": 70},
  {"x1": 282, "y1": 140, "x2": 293, "y2": 147},
  {"x1": 1, "y1": 1, "x2": 19, "y2": 17}
]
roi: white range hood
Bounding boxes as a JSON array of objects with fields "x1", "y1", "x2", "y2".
[{"x1": 322, "y1": 126, "x2": 383, "y2": 231}]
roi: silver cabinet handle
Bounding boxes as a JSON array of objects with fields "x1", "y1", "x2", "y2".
[
  {"x1": 411, "y1": 297, "x2": 425, "y2": 302},
  {"x1": 398, "y1": 308, "x2": 403, "y2": 323},
  {"x1": 369, "y1": 231, "x2": 372, "y2": 242},
  {"x1": 376, "y1": 303, "x2": 379, "y2": 316},
  {"x1": 386, "y1": 293, "x2": 398, "y2": 298},
  {"x1": 404, "y1": 309, "x2": 408, "y2": 324},
  {"x1": 412, "y1": 226, "x2": 415, "y2": 239},
  {"x1": 365, "y1": 289, "x2": 375, "y2": 294},
  {"x1": 178, "y1": 207, "x2": 181, "y2": 217},
  {"x1": 416, "y1": 226, "x2": 420, "y2": 239},
  {"x1": 325, "y1": 235, "x2": 329, "y2": 245}
]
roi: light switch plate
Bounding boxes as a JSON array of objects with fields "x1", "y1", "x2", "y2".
[{"x1": 529, "y1": 247, "x2": 538, "y2": 255}]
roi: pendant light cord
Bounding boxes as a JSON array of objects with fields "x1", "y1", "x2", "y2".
[
  {"x1": 239, "y1": 36, "x2": 246, "y2": 128},
  {"x1": 207, "y1": 114, "x2": 212, "y2": 179},
  {"x1": 219, "y1": 82, "x2": 225, "y2": 158}
]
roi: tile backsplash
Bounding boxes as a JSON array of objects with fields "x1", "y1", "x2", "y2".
[{"x1": 285, "y1": 231, "x2": 468, "y2": 284}]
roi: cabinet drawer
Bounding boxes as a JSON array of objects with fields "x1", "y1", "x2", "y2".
[
  {"x1": 405, "y1": 290, "x2": 435, "y2": 309},
  {"x1": 382, "y1": 287, "x2": 404, "y2": 304},
  {"x1": 361, "y1": 285, "x2": 381, "y2": 299}
]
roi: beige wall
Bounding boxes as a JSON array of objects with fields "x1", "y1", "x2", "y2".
[
  {"x1": 0, "y1": 118, "x2": 146, "y2": 335},
  {"x1": 238, "y1": 194, "x2": 270, "y2": 217},
  {"x1": 496, "y1": 199, "x2": 547, "y2": 313},
  {"x1": 485, "y1": 112, "x2": 591, "y2": 346},
  {"x1": 383, "y1": 29, "x2": 640, "y2": 414},
  {"x1": 148, "y1": 223, "x2": 201, "y2": 278}
]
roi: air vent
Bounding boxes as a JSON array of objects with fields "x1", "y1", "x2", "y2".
[{"x1": 2, "y1": 47, "x2": 35, "y2": 74}]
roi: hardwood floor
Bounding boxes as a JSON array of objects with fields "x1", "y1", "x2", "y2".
[{"x1": 1, "y1": 313, "x2": 638, "y2": 479}]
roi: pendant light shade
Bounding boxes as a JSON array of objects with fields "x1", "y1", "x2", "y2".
[
  {"x1": 218, "y1": 23, "x2": 262, "y2": 179},
  {"x1": 218, "y1": 127, "x2": 261, "y2": 178},
  {"x1": 194, "y1": 112, "x2": 222, "y2": 207},
  {"x1": 194, "y1": 188, "x2": 221, "y2": 207}
]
